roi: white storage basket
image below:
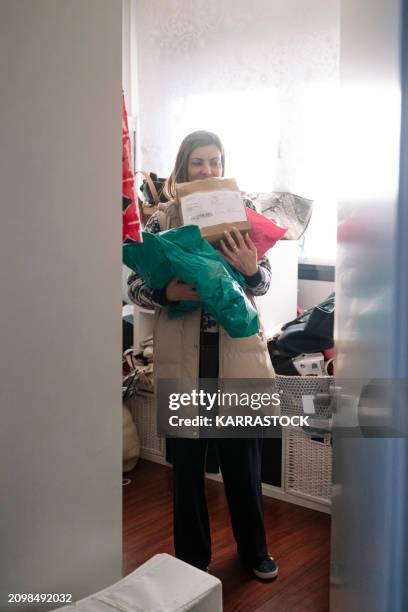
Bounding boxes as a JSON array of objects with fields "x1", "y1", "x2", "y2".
[
  {"x1": 276, "y1": 373, "x2": 332, "y2": 418},
  {"x1": 284, "y1": 427, "x2": 332, "y2": 503},
  {"x1": 126, "y1": 392, "x2": 165, "y2": 458},
  {"x1": 276, "y1": 374, "x2": 333, "y2": 504}
]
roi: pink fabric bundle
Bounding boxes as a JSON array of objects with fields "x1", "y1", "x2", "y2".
[{"x1": 246, "y1": 207, "x2": 287, "y2": 258}]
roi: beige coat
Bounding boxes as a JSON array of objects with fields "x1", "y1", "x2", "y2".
[{"x1": 153, "y1": 201, "x2": 275, "y2": 382}]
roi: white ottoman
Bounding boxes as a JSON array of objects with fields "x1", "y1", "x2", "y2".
[{"x1": 55, "y1": 553, "x2": 222, "y2": 611}]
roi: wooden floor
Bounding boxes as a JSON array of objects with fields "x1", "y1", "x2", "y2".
[{"x1": 123, "y1": 460, "x2": 330, "y2": 612}]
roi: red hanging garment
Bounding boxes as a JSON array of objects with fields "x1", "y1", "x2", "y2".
[{"x1": 122, "y1": 92, "x2": 142, "y2": 242}]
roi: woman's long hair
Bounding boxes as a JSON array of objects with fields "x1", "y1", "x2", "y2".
[{"x1": 164, "y1": 130, "x2": 225, "y2": 200}]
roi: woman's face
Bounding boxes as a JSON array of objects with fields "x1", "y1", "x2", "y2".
[{"x1": 187, "y1": 145, "x2": 223, "y2": 182}]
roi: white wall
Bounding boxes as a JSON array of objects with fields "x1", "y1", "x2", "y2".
[
  {"x1": 133, "y1": 0, "x2": 339, "y2": 261},
  {"x1": 298, "y1": 279, "x2": 335, "y2": 309},
  {"x1": 0, "y1": 2, "x2": 122, "y2": 609}
]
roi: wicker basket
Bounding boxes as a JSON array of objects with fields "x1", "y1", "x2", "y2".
[
  {"x1": 126, "y1": 392, "x2": 165, "y2": 458},
  {"x1": 276, "y1": 374, "x2": 332, "y2": 418},
  {"x1": 284, "y1": 427, "x2": 332, "y2": 502},
  {"x1": 276, "y1": 374, "x2": 333, "y2": 504}
]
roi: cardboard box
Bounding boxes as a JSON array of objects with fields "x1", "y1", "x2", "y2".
[{"x1": 176, "y1": 177, "x2": 251, "y2": 244}]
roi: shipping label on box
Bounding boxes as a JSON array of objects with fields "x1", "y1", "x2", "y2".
[
  {"x1": 176, "y1": 177, "x2": 250, "y2": 243},
  {"x1": 181, "y1": 190, "x2": 247, "y2": 228}
]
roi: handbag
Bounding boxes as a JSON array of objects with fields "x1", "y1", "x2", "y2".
[
  {"x1": 135, "y1": 171, "x2": 169, "y2": 225},
  {"x1": 276, "y1": 293, "x2": 335, "y2": 354},
  {"x1": 249, "y1": 191, "x2": 314, "y2": 240},
  {"x1": 136, "y1": 171, "x2": 168, "y2": 205},
  {"x1": 122, "y1": 404, "x2": 140, "y2": 472}
]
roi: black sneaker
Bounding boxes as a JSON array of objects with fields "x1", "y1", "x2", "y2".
[{"x1": 252, "y1": 555, "x2": 279, "y2": 580}]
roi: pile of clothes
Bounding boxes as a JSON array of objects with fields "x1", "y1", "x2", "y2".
[
  {"x1": 268, "y1": 294, "x2": 335, "y2": 376},
  {"x1": 123, "y1": 333, "x2": 154, "y2": 397}
]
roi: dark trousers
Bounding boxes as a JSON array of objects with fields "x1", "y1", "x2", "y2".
[
  {"x1": 168, "y1": 332, "x2": 268, "y2": 569},
  {"x1": 169, "y1": 436, "x2": 268, "y2": 569}
]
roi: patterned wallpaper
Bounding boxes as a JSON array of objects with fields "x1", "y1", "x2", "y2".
[{"x1": 133, "y1": 0, "x2": 339, "y2": 260}]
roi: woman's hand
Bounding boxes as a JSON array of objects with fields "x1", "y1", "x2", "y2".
[
  {"x1": 165, "y1": 277, "x2": 200, "y2": 302},
  {"x1": 220, "y1": 227, "x2": 258, "y2": 276}
]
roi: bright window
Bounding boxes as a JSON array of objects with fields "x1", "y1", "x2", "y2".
[{"x1": 168, "y1": 83, "x2": 338, "y2": 264}]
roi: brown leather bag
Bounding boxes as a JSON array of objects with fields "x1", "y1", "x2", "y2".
[{"x1": 135, "y1": 170, "x2": 163, "y2": 225}]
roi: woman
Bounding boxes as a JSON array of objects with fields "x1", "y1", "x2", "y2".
[{"x1": 128, "y1": 131, "x2": 278, "y2": 580}]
